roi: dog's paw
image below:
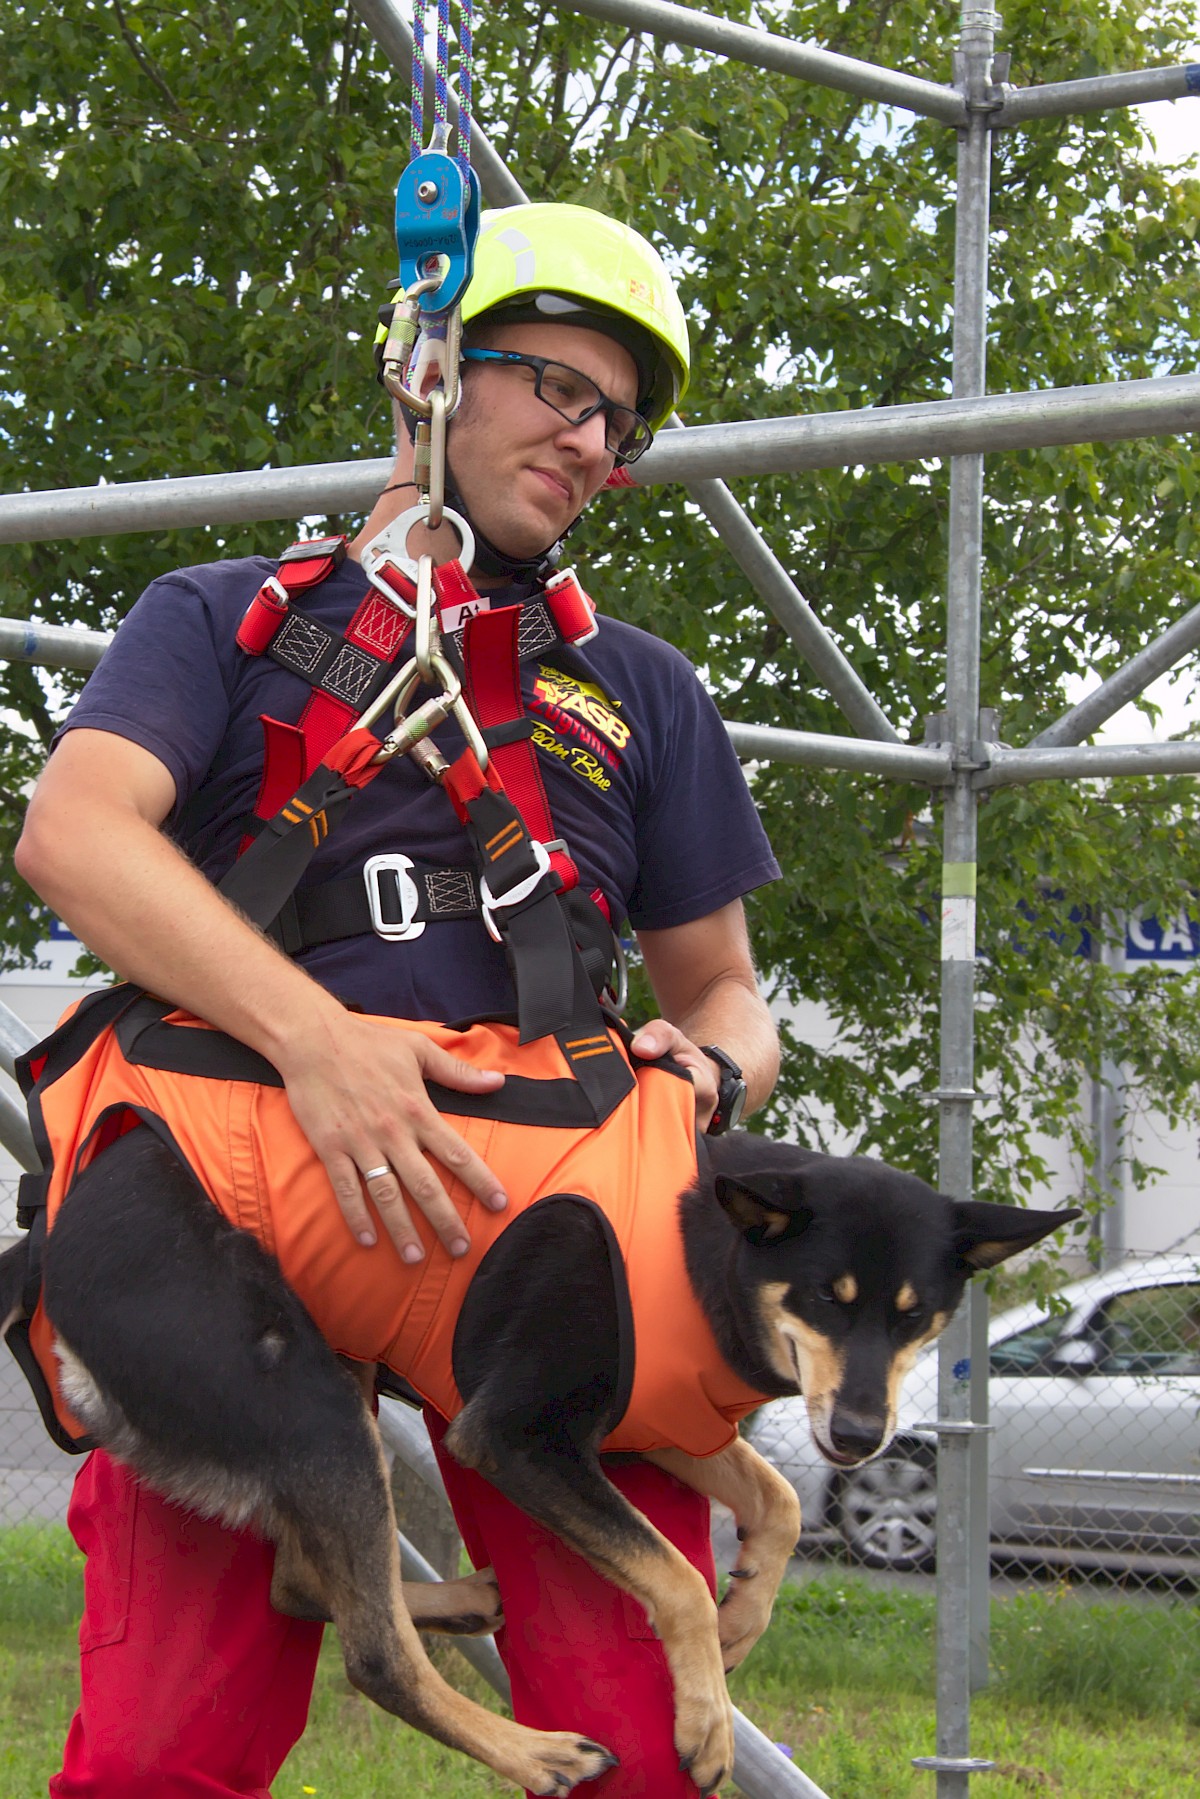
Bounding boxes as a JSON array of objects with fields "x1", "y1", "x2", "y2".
[
  {"x1": 717, "y1": 1572, "x2": 772, "y2": 1671},
  {"x1": 520, "y1": 1733, "x2": 619, "y2": 1794},
  {"x1": 670, "y1": 1648, "x2": 735, "y2": 1797},
  {"x1": 403, "y1": 1566, "x2": 504, "y2": 1636},
  {"x1": 672, "y1": 1698, "x2": 737, "y2": 1799}
]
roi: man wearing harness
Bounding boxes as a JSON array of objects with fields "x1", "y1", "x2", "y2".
[{"x1": 16, "y1": 202, "x2": 781, "y2": 1798}]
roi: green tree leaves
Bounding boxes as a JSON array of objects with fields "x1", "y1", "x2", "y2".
[{"x1": 2, "y1": 0, "x2": 1198, "y2": 1202}]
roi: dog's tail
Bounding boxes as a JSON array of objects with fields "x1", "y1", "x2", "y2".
[{"x1": 0, "y1": 1238, "x2": 30, "y2": 1336}]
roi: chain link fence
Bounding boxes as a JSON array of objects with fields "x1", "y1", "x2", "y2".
[{"x1": 1, "y1": 1181, "x2": 80, "y2": 1526}]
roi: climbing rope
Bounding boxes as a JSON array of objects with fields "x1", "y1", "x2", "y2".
[{"x1": 367, "y1": 0, "x2": 483, "y2": 743}]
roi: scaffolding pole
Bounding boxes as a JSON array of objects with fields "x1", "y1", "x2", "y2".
[
  {"x1": 555, "y1": 0, "x2": 964, "y2": 122},
  {"x1": 996, "y1": 61, "x2": 1200, "y2": 125},
  {"x1": 6, "y1": 372, "x2": 1196, "y2": 547},
  {"x1": 928, "y1": 14, "x2": 996, "y2": 1795},
  {"x1": 0, "y1": 617, "x2": 110, "y2": 673},
  {"x1": 4, "y1": 372, "x2": 1181, "y2": 513},
  {"x1": 1031, "y1": 598, "x2": 1200, "y2": 748},
  {"x1": 0, "y1": 999, "x2": 38, "y2": 1171},
  {"x1": 976, "y1": 739, "x2": 1200, "y2": 787}
]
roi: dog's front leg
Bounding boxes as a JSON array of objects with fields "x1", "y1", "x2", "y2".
[
  {"x1": 646, "y1": 1439, "x2": 800, "y2": 1673},
  {"x1": 448, "y1": 1406, "x2": 734, "y2": 1797}
]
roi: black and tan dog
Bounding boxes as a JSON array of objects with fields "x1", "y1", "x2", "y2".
[{"x1": 1, "y1": 1115, "x2": 1074, "y2": 1795}]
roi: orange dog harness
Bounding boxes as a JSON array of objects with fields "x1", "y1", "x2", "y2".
[{"x1": 19, "y1": 991, "x2": 768, "y2": 1459}]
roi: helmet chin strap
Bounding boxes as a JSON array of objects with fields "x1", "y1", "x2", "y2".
[
  {"x1": 395, "y1": 401, "x2": 582, "y2": 586},
  {"x1": 443, "y1": 456, "x2": 577, "y2": 586}
]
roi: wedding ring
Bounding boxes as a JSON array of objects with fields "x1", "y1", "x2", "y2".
[{"x1": 363, "y1": 1165, "x2": 391, "y2": 1182}]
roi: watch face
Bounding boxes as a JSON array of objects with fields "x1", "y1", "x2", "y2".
[
  {"x1": 701, "y1": 1047, "x2": 747, "y2": 1136},
  {"x1": 707, "y1": 1070, "x2": 748, "y2": 1136}
]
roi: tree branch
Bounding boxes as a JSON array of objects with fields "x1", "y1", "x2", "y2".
[{"x1": 109, "y1": 0, "x2": 185, "y2": 116}]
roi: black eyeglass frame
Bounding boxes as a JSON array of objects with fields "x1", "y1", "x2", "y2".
[{"x1": 460, "y1": 348, "x2": 654, "y2": 464}]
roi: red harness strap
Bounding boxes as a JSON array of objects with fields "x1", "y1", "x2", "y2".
[
  {"x1": 453, "y1": 595, "x2": 572, "y2": 887},
  {"x1": 236, "y1": 538, "x2": 417, "y2": 848},
  {"x1": 445, "y1": 565, "x2": 607, "y2": 919}
]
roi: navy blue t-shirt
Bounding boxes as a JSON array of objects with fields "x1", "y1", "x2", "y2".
[{"x1": 62, "y1": 555, "x2": 779, "y2": 1019}]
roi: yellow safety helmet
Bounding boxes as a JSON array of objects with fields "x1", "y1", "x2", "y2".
[{"x1": 459, "y1": 203, "x2": 689, "y2": 430}]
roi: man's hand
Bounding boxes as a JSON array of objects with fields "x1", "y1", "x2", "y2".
[
  {"x1": 275, "y1": 1011, "x2": 509, "y2": 1260},
  {"x1": 17, "y1": 732, "x2": 511, "y2": 1269},
  {"x1": 628, "y1": 1020, "x2": 720, "y2": 1133}
]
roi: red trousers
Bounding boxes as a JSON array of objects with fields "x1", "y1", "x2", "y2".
[{"x1": 51, "y1": 1424, "x2": 713, "y2": 1798}]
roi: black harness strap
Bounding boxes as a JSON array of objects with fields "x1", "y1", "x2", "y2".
[
  {"x1": 218, "y1": 731, "x2": 385, "y2": 934},
  {"x1": 267, "y1": 862, "x2": 482, "y2": 956}
]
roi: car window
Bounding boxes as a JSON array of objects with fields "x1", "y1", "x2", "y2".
[
  {"x1": 988, "y1": 1313, "x2": 1071, "y2": 1376},
  {"x1": 1085, "y1": 1283, "x2": 1200, "y2": 1376}
]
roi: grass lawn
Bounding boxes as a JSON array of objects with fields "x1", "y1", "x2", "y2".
[{"x1": 2, "y1": 1525, "x2": 1197, "y2": 1798}]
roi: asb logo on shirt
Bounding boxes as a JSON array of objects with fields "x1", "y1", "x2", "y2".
[{"x1": 529, "y1": 664, "x2": 631, "y2": 793}]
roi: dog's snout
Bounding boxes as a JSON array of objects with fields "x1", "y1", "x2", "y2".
[{"x1": 828, "y1": 1409, "x2": 887, "y2": 1463}]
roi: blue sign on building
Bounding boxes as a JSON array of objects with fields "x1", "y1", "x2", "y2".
[{"x1": 1125, "y1": 911, "x2": 1200, "y2": 962}]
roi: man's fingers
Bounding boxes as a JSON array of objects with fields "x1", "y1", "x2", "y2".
[
  {"x1": 327, "y1": 1152, "x2": 389, "y2": 1249},
  {"x1": 420, "y1": 1044, "x2": 505, "y2": 1093},
  {"x1": 420, "y1": 1116, "x2": 508, "y2": 1214},
  {"x1": 361, "y1": 1162, "x2": 452, "y2": 1262}
]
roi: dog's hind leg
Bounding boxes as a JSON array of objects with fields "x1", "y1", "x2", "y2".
[
  {"x1": 647, "y1": 1440, "x2": 801, "y2": 1672},
  {"x1": 403, "y1": 1567, "x2": 504, "y2": 1637},
  {"x1": 43, "y1": 1129, "x2": 614, "y2": 1795},
  {"x1": 273, "y1": 1520, "x2": 503, "y2": 1639},
  {"x1": 275, "y1": 1409, "x2": 616, "y2": 1793}
]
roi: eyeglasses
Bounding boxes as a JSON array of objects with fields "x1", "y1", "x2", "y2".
[{"x1": 460, "y1": 348, "x2": 654, "y2": 464}]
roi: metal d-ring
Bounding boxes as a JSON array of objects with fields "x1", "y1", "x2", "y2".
[{"x1": 359, "y1": 503, "x2": 478, "y2": 604}]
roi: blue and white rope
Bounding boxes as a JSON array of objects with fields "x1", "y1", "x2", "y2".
[{"x1": 409, "y1": 0, "x2": 473, "y2": 171}]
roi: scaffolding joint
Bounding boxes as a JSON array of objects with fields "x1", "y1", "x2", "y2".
[
  {"x1": 912, "y1": 1756, "x2": 997, "y2": 1774},
  {"x1": 954, "y1": 25, "x2": 1008, "y2": 114}
]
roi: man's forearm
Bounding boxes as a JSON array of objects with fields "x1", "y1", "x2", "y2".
[
  {"x1": 17, "y1": 766, "x2": 512, "y2": 1258},
  {"x1": 18, "y1": 792, "x2": 347, "y2": 1065},
  {"x1": 669, "y1": 975, "x2": 779, "y2": 1117}
]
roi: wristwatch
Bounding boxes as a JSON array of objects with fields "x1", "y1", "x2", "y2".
[{"x1": 700, "y1": 1045, "x2": 748, "y2": 1136}]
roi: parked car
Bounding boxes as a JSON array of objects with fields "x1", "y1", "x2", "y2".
[{"x1": 747, "y1": 1254, "x2": 1200, "y2": 1574}]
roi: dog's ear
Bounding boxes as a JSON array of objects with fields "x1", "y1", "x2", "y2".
[
  {"x1": 715, "y1": 1172, "x2": 813, "y2": 1246},
  {"x1": 952, "y1": 1201, "x2": 1082, "y2": 1271}
]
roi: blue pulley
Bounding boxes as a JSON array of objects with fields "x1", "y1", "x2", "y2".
[{"x1": 395, "y1": 154, "x2": 481, "y2": 316}]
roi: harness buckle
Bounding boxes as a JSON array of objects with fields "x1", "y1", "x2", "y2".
[
  {"x1": 479, "y1": 839, "x2": 554, "y2": 944},
  {"x1": 363, "y1": 854, "x2": 426, "y2": 942}
]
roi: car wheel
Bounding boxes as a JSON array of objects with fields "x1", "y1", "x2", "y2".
[{"x1": 836, "y1": 1442, "x2": 937, "y2": 1572}]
